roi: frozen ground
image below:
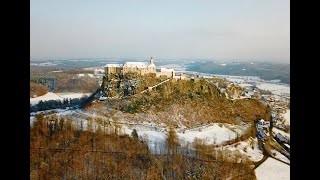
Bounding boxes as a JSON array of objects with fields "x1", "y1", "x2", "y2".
[
  {"x1": 255, "y1": 158, "x2": 290, "y2": 180},
  {"x1": 30, "y1": 92, "x2": 91, "y2": 105},
  {"x1": 256, "y1": 83, "x2": 290, "y2": 96}
]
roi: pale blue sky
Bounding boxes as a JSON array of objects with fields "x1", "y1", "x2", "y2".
[{"x1": 30, "y1": 0, "x2": 290, "y2": 62}]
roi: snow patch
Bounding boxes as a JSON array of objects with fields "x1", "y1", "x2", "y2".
[
  {"x1": 223, "y1": 138, "x2": 263, "y2": 162},
  {"x1": 30, "y1": 92, "x2": 91, "y2": 105},
  {"x1": 256, "y1": 83, "x2": 290, "y2": 96},
  {"x1": 255, "y1": 158, "x2": 290, "y2": 180},
  {"x1": 178, "y1": 123, "x2": 244, "y2": 145},
  {"x1": 30, "y1": 92, "x2": 63, "y2": 105}
]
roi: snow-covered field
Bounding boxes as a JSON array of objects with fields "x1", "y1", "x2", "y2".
[
  {"x1": 30, "y1": 92, "x2": 62, "y2": 105},
  {"x1": 122, "y1": 126, "x2": 166, "y2": 153},
  {"x1": 255, "y1": 158, "x2": 290, "y2": 180},
  {"x1": 177, "y1": 124, "x2": 245, "y2": 145},
  {"x1": 256, "y1": 83, "x2": 290, "y2": 96},
  {"x1": 120, "y1": 123, "x2": 247, "y2": 153},
  {"x1": 30, "y1": 92, "x2": 91, "y2": 105}
]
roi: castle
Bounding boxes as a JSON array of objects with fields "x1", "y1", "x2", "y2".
[{"x1": 104, "y1": 57, "x2": 175, "y2": 78}]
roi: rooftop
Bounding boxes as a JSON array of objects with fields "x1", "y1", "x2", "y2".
[
  {"x1": 104, "y1": 64, "x2": 122, "y2": 67},
  {"x1": 123, "y1": 62, "x2": 149, "y2": 68}
]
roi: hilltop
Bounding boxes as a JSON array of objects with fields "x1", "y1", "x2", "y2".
[{"x1": 90, "y1": 75, "x2": 271, "y2": 128}]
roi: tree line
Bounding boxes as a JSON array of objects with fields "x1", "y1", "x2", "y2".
[{"x1": 30, "y1": 96, "x2": 89, "y2": 112}]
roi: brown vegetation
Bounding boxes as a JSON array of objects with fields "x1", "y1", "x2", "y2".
[
  {"x1": 30, "y1": 114, "x2": 256, "y2": 179},
  {"x1": 55, "y1": 76, "x2": 98, "y2": 93},
  {"x1": 30, "y1": 82, "x2": 48, "y2": 98},
  {"x1": 118, "y1": 79, "x2": 270, "y2": 127},
  {"x1": 31, "y1": 70, "x2": 100, "y2": 93}
]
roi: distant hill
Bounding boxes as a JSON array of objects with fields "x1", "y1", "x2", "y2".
[
  {"x1": 186, "y1": 61, "x2": 290, "y2": 84},
  {"x1": 30, "y1": 59, "x2": 290, "y2": 84}
]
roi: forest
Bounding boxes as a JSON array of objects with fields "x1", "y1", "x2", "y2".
[
  {"x1": 30, "y1": 114, "x2": 256, "y2": 179},
  {"x1": 30, "y1": 70, "x2": 100, "y2": 93}
]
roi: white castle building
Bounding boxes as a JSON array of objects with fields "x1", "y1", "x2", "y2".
[{"x1": 104, "y1": 57, "x2": 175, "y2": 78}]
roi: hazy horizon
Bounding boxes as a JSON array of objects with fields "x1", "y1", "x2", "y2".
[{"x1": 31, "y1": 0, "x2": 290, "y2": 63}]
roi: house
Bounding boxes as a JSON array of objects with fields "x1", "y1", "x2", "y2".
[{"x1": 156, "y1": 68, "x2": 175, "y2": 78}]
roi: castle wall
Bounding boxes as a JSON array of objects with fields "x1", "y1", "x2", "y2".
[
  {"x1": 105, "y1": 67, "x2": 122, "y2": 75},
  {"x1": 105, "y1": 58, "x2": 157, "y2": 76},
  {"x1": 156, "y1": 68, "x2": 175, "y2": 78}
]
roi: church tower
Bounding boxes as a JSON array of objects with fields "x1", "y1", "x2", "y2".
[
  {"x1": 147, "y1": 57, "x2": 156, "y2": 74},
  {"x1": 149, "y1": 57, "x2": 154, "y2": 65}
]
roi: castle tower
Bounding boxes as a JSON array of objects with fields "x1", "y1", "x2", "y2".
[
  {"x1": 149, "y1": 57, "x2": 154, "y2": 65},
  {"x1": 147, "y1": 57, "x2": 156, "y2": 74}
]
